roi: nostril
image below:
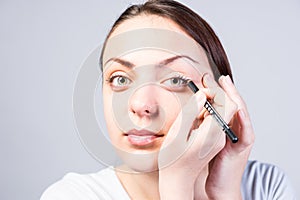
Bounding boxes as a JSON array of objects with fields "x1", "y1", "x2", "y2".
[
  {"x1": 130, "y1": 102, "x2": 159, "y2": 117},
  {"x1": 130, "y1": 107, "x2": 158, "y2": 117}
]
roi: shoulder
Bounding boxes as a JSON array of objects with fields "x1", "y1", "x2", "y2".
[
  {"x1": 40, "y1": 167, "x2": 129, "y2": 200},
  {"x1": 241, "y1": 160, "x2": 297, "y2": 200}
]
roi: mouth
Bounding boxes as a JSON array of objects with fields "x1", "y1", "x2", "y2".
[{"x1": 124, "y1": 129, "x2": 164, "y2": 147}]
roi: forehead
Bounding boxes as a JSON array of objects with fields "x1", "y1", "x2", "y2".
[{"x1": 102, "y1": 28, "x2": 208, "y2": 67}]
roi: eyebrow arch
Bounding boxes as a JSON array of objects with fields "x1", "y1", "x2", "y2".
[
  {"x1": 158, "y1": 55, "x2": 198, "y2": 66},
  {"x1": 104, "y1": 55, "x2": 198, "y2": 69},
  {"x1": 104, "y1": 57, "x2": 135, "y2": 68}
]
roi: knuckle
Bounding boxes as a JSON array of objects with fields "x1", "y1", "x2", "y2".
[
  {"x1": 240, "y1": 129, "x2": 255, "y2": 148},
  {"x1": 215, "y1": 135, "x2": 226, "y2": 151},
  {"x1": 230, "y1": 100, "x2": 238, "y2": 112}
]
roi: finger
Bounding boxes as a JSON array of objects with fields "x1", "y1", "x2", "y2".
[
  {"x1": 202, "y1": 73, "x2": 219, "y2": 88},
  {"x1": 202, "y1": 74, "x2": 223, "y2": 104},
  {"x1": 203, "y1": 74, "x2": 237, "y2": 110},
  {"x1": 218, "y1": 75, "x2": 248, "y2": 114},
  {"x1": 218, "y1": 76, "x2": 255, "y2": 151},
  {"x1": 159, "y1": 91, "x2": 206, "y2": 167},
  {"x1": 235, "y1": 109, "x2": 255, "y2": 150},
  {"x1": 189, "y1": 115, "x2": 226, "y2": 159},
  {"x1": 162, "y1": 90, "x2": 206, "y2": 147},
  {"x1": 201, "y1": 75, "x2": 238, "y2": 124}
]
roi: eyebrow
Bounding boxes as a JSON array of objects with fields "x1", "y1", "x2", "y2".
[{"x1": 104, "y1": 55, "x2": 198, "y2": 69}]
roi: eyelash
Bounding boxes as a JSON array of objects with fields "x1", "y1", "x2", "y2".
[
  {"x1": 164, "y1": 73, "x2": 191, "y2": 86},
  {"x1": 105, "y1": 72, "x2": 191, "y2": 92},
  {"x1": 107, "y1": 75, "x2": 120, "y2": 83},
  {"x1": 174, "y1": 74, "x2": 190, "y2": 84},
  {"x1": 106, "y1": 72, "x2": 128, "y2": 83}
]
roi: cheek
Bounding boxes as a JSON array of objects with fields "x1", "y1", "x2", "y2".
[
  {"x1": 102, "y1": 88, "x2": 119, "y2": 138},
  {"x1": 102, "y1": 87, "x2": 112, "y2": 120},
  {"x1": 158, "y1": 92, "x2": 183, "y2": 129}
]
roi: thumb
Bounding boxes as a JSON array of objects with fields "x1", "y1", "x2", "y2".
[{"x1": 159, "y1": 90, "x2": 206, "y2": 167}]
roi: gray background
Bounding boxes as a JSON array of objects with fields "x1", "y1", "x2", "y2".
[{"x1": 0, "y1": 0, "x2": 299, "y2": 199}]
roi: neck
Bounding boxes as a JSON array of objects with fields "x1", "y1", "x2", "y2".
[
  {"x1": 116, "y1": 165, "x2": 160, "y2": 200},
  {"x1": 115, "y1": 164, "x2": 210, "y2": 200}
]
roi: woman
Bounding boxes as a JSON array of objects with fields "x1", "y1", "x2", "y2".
[{"x1": 41, "y1": 0, "x2": 296, "y2": 199}]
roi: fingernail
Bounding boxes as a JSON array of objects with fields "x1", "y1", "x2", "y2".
[
  {"x1": 218, "y1": 75, "x2": 226, "y2": 83},
  {"x1": 225, "y1": 75, "x2": 233, "y2": 85}
]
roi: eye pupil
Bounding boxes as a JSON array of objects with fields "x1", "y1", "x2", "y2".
[
  {"x1": 118, "y1": 77, "x2": 126, "y2": 84},
  {"x1": 172, "y1": 78, "x2": 179, "y2": 85}
]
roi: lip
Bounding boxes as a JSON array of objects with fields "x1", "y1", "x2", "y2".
[{"x1": 125, "y1": 129, "x2": 164, "y2": 147}]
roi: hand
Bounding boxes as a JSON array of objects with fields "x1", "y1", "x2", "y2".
[
  {"x1": 158, "y1": 74, "x2": 239, "y2": 199},
  {"x1": 195, "y1": 74, "x2": 255, "y2": 200}
]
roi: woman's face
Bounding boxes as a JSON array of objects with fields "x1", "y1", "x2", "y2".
[{"x1": 102, "y1": 15, "x2": 214, "y2": 170}]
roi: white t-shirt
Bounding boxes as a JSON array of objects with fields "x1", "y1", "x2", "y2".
[{"x1": 40, "y1": 160, "x2": 297, "y2": 200}]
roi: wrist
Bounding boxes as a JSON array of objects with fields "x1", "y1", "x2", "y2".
[
  {"x1": 207, "y1": 190, "x2": 242, "y2": 200},
  {"x1": 159, "y1": 170, "x2": 195, "y2": 200}
]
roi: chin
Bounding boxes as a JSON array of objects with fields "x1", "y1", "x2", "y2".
[{"x1": 115, "y1": 147, "x2": 159, "y2": 173}]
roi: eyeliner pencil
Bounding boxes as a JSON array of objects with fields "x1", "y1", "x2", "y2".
[{"x1": 187, "y1": 80, "x2": 238, "y2": 143}]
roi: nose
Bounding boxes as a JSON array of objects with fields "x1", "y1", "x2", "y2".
[{"x1": 129, "y1": 85, "x2": 159, "y2": 118}]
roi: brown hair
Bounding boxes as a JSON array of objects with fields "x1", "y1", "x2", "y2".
[{"x1": 100, "y1": 0, "x2": 233, "y2": 80}]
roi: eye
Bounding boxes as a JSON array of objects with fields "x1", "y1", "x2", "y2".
[
  {"x1": 107, "y1": 71, "x2": 132, "y2": 91},
  {"x1": 112, "y1": 76, "x2": 131, "y2": 86},
  {"x1": 166, "y1": 77, "x2": 187, "y2": 86},
  {"x1": 161, "y1": 75, "x2": 189, "y2": 91}
]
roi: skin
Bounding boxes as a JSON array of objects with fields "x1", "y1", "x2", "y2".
[{"x1": 102, "y1": 14, "x2": 255, "y2": 200}]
